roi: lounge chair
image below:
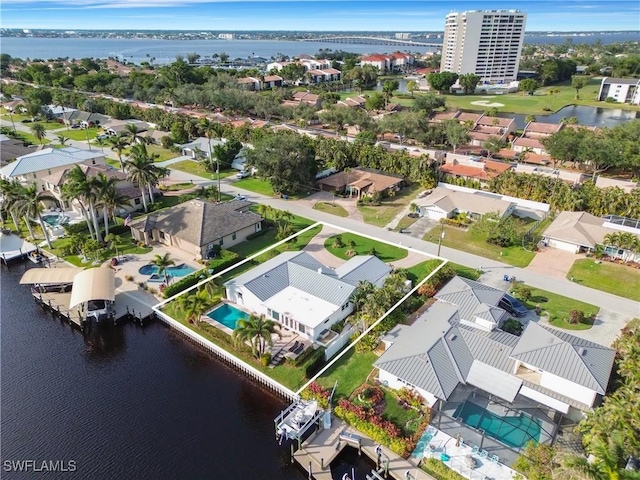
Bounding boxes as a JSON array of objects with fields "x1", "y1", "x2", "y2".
[
  {"x1": 288, "y1": 341, "x2": 300, "y2": 352},
  {"x1": 490, "y1": 454, "x2": 499, "y2": 463},
  {"x1": 294, "y1": 343, "x2": 305, "y2": 354},
  {"x1": 479, "y1": 449, "x2": 488, "y2": 459},
  {"x1": 471, "y1": 445, "x2": 479, "y2": 454}
]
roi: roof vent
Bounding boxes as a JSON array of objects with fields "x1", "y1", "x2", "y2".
[
  {"x1": 448, "y1": 334, "x2": 457, "y2": 341},
  {"x1": 578, "y1": 347, "x2": 586, "y2": 356},
  {"x1": 317, "y1": 268, "x2": 322, "y2": 274}
]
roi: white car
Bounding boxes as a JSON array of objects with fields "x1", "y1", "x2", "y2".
[
  {"x1": 236, "y1": 170, "x2": 250, "y2": 179},
  {"x1": 234, "y1": 194, "x2": 247, "y2": 201}
]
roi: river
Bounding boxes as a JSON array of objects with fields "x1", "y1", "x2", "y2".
[
  {"x1": 0, "y1": 263, "x2": 304, "y2": 479},
  {"x1": 0, "y1": 32, "x2": 637, "y2": 64}
]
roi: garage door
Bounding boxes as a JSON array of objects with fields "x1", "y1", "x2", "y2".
[{"x1": 547, "y1": 239, "x2": 579, "y2": 253}]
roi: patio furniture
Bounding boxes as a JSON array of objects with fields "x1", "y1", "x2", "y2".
[
  {"x1": 479, "y1": 450, "x2": 488, "y2": 459},
  {"x1": 490, "y1": 454, "x2": 499, "y2": 463},
  {"x1": 465, "y1": 455, "x2": 478, "y2": 469},
  {"x1": 471, "y1": 445, "x2": 479, "y2": 454},
  {"x1": 288, "y1": 341, "x2": 300, "y2": 352},
  {"x1": 440, "y1": 453, "x2": 450, "y2": 462}
]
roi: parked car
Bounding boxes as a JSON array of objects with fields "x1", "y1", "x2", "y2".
[
  {"x1": 236, "y1": 170, "x2": 250, "y2": 179},
  {"x1": 234, "y1": 193, "x2": 247, "y2": 201},
  {"x1": 499, "y1": 294, "x2": 528, "y2": 317},
  {"x1": 96, "y1": 134, "x2": 109, "y2": 141}
]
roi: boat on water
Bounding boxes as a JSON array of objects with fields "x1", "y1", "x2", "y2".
[
  {"x1": 27, "y1": 251, "x2": 44, "y2": 264},
  {"x1": 276, "y1": 399, "x2": 319, "y2": 441}
]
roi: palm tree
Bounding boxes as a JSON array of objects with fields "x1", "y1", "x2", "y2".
[
  {"x1": 0, "y1": 179, "x2": 26, "y2": 232},
  {"x1": 30, "y1": 123, "x2": 46, "y2": 144},
  {"x1": 125, "y1": 124, "x2": 146, "y2": 145},
  {"x1": 93, "y1": 174, "x2": 130, "y2": 237},
  {"x1": 124, "y1": 150, "x2": 156, "y2": 213},
  {"x1": 13, "y1": 184, "x2": 57, "y2": 248},
  {"x1": 109, "y1": 134, "x2": 130, "y2": 171},
  {"x1": 128, "y1": 143, "x2": 161, "y2": 204},
  {"x1": 150, "y1": 253, "x2": 175, "y2": 284},
  {"x1": 176, "y1": 289, "x2": 210, "y2": 325},
  {"x1": 56, "y1": 135, "x2": 69, "y2": 146},
  {"x1": 350, "y1": 280, "x2": 376, "y2": 312},
  {"x1": 64, "y1": 166, "x2": 102, "y2": 242},
  {"x1": 559, "y1": 434, "x2": 639, "y2": 480},
  {"x1": 232, "y1": 314, "x2": 279, "y2": 358}
]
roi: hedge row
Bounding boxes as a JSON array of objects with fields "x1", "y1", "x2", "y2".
[
  {"x1": 207, "y1": 249, "x2": 240, "y2": 274},
  {"x1": 162, "y1": 269, "x2": 206, "y2": 298},
  {"x1": 421, "y1": 458, "x2": 466, "y2": 480}
]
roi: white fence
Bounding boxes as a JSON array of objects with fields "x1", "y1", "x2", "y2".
[
  {"x1": 324, "y1": 324, "x2": 356, "y2": 361},
  {"x1": 154, "y1": 310, "x2": 298, "y2": 401}
]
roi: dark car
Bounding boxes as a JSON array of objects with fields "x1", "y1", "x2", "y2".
[{"x1": 499, "y1": 294, "x2": 528, "y2": 317}]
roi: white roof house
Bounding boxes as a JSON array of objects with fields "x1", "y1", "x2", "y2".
[
  {"x1": 224, "y1": 252, "x2": 391, "y2": 341},
  {"x1": 375, "y1": 277, "x2": 616, "y2": 414},
  {"x1": 416, "y1": 186, "x2": 516, "y2": 220},
  {"x1": 178, "y1": 137, "x2": 225, "y2": 159},
  {"x1": 0, "y1": 147, "x2": 105, "y2": 189}
]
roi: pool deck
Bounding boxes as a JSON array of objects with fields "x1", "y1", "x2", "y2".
[{"x1": 425, "y1": 428, "x2": 520, "y2": 480}]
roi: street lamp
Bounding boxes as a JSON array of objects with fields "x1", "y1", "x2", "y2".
[{"x1": 437, "y1": 221, "x2": 446, "y2": 257}]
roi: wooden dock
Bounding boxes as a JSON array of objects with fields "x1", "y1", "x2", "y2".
[{"x1": 293, "y1": 418, "x2": 437, "y2": 480}]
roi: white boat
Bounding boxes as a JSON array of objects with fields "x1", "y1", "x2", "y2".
[
  {"x1": 28, "y1": 251, "x2": 44, "y2": 264},
  {"x1": 276, "y1": 400, "x2": 318, "y2": 440}
]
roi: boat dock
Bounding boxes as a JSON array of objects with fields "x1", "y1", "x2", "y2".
[{"x1": 293, "y1": 418, "x2": 437, "y2": 480}]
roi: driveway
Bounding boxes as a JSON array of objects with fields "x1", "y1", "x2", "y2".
[
  {"x1": 526, "y1": 247, "x2": 582, "y2": 279},
  {"x1": 297, "y1": 191, "x2": 363, "y2": 222},
  {"x1": 302, "y1": 225, "x2": 346, "y2": 268}
]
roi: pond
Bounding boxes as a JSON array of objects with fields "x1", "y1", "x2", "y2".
[{"x1": 496, "y1": 105, "x2": 640, "y2": 129}]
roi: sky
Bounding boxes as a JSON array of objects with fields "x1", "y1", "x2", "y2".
[{"x1": 1, "y1": 0, "x2": 639, "y2": 32}]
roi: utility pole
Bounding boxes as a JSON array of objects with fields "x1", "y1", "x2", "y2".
[{"x1": 437, "y1": 220, "x2": 446, "y2": 257}]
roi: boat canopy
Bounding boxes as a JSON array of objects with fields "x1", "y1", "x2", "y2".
[
  {"x1": 69, "y1": 267, "x2": 115, "y2": 309},
  {"x1": 20, "y1": 267, "x2": 81, "y2": 285}
]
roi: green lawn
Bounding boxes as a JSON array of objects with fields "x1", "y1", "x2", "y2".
[
  {"x1": 325, "y1": 232, "x2": 408, "y2": 262},
  {"x1": 159, "y1": 182, "x2": 194, "y2": 192},
  {"x1": 567, "y1": 259, "x2": 640, "y2": 302},
  {"x1": 358, "y1": 185, "x2": 421, "y2": 227},
  {"x1": 45, "y1": 231, "x2": 151, "y2": 266},
  {"x1": 12, "y1": 131, "x2": 51, "y2": 145},
  {"x1": 313, "y1": 201, "x2": 349, "y2": 217},
  {"x1": 394, "y1": 215, "x2": 419, "y2": 232},
  {"x1": 59, "y1": 128, "x2": 99, "y2": 141},
  {"x1": 315, "y1": 349, "x2": 377, "y2": 399},
  {"x1": 449, "y1": 262, "x2": 482, "y2": 280},
  {"x1": 143, "y1": 144, "x2": 180, "y2": 162},
  {"x1": 166, "y1": 160, "x2": 211, "y2": 178},
  {"x1": 234, "y1": 177, "x2": 275, "y2": 196},
  {"x1": 424, "y1": 224, "x2": 537, "y2": 268},
  {"x1": 105, "y1": 158, "x2": 122, "y2": 169},
  {"x1": 516, "y1": 285, "x2": 599, "y2": 330},
  {"x1": 406, "y1": 259, "x2": 443, "y2": 283},
  {"x1": 381, "y1": 389, "x2": 424, "y2": 437}
]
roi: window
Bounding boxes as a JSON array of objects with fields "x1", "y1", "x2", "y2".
[
  {"x1": 159, "y1": 232, "x2": 165, "y2": 239},
  {"x1": 232, "y1": 232, "x2": 236, "y2": 241},
  {"x1": 271, "y1": 310, "x2": 280, "y2": 321},
  {"x1": 255, "y1": 223, "x2": 261, "y2": 232},
  {"x1": 135, "y1": 198, "x2": 141, "y2": 205},
  {"x1": 219, "y1": 238, "x2": 224, "y2": 246},
  {"x1": 298, "y1": 324, "x2": 305, "y2": 334}
]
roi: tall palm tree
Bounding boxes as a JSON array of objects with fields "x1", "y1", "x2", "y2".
[
  {"x1": 64, "y1": 166, "x2": 102, "y2": 242},
  {"x1": 30, "y1": 123, "x2": 47, "y2": 144},
  {"x1": 150, "y1": 253, "x2": 175, "y2": 284},
  {"x1": 350, "y1": 280, "x2": 376, "y2": 312},
  {"x1": 125, "y1": 124, "x2": 146, "y2": 145},
  {"x1": 559, "y1": 434, "x2": 640, "y2": 480},
  {"x1": 124, "y1": 147, "x2": 158, "y2": 213},
  {"x1": 232, "y1": 314, "x2": 279, "y2": 358},
  {"x1": 0, "y1": 179, "x2": 25, "y2": 232},
  {"x1": 108, "y1": 134, "x2": 130, "y2": 171},
  {"x1": 176, "y1": 289, "x2": 210, "y2": 325},
  {"x1": 93, "y1": 173, "x2": 130, "y2": 237},
  {"x1": 13, "y1": 184, "x2": 57, "y2": 248},
  {"x1": 128, "y1": 143, "x2": 161, "y2": 204}
]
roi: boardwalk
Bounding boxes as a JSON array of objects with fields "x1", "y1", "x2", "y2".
[{"x1": 294, "y1": 418, "x2": 437, "y2": 480}]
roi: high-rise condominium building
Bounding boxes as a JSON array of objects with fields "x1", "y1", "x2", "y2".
[{"x1": 440, "y1": 10, "x2": 526, "y2": 83}]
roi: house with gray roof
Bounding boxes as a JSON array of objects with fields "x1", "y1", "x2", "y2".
[
  {"x1": 0, "y1": 134, "x2": 39, "y2": 166},
  {"x1": 129, "y1": 199, "x2": 262, "y2": 260},
  {"x1": 224, "y1": 251, "x2": 391, "y2": 342},
  {"x1": 178, "y1": 137, "x2": 225, "y2": 159},
  {"x1": 375, "y1": 277, "x2": 616, "y2": 416},
  {"x1": 416, "y1": 186, "x2": 516, "y2": 221}
]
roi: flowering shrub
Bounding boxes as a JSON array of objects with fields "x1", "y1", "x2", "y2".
[
  {"x1": 398, "y1": 387, "x2": 425, "y2": 410},
  {"x1": 300, "y1": 382, "x2": 331, "y2": 409}
]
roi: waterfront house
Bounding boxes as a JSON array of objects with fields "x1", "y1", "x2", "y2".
[
  {"x1": 374, "y1": 276, "x2": 615, "y2": 414},
  {"x1": 128, "y1": 199, "x2": 262, "y2": 260},
  {"x1": 513, "y1": 122, "x2": 561, "y2": 155},
  {"x1": 416, "y1": 186, "x2": 516, "y2": 221},
  {"x1": 224, "y1": 251, "x2": 391, "y2": 342},
  {"x1": 0, "y1": 147, "x2": 105, "y2": 191}
]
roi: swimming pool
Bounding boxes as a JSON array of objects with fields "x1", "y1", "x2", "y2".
[
  {"x1": 411, "y1": 426, "x2": 436, "y2": 459},
  {"x1": 453, "y1": 401, "x2": 541, "y2": 449},
  {"x1": 41, "y1": 214, "x2": 68, "y2": 227},
  {"x1": 138, "y1": 263, "x2": 196, "y2": 277},
  {"x1": 207, "y1": 304, "x2": 249, "y2": 330}
]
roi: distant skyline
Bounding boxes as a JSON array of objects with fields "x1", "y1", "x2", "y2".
[{"x1": 1, "y1": 0, "x2": 640, "y2": 32}]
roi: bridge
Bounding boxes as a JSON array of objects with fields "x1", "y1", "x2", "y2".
[{"x1": 299, "y1": 36, "x2": 442, "y2": 49}]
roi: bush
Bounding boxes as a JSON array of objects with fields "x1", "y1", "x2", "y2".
[
  {"x1": 260, "y1": 352, "x2": 271, "y2": 367},
  {"x1": 300, "y1": 382, "x2": 331, "y2": 409},
  {"x1": 421, "y1": 458, "x2": 466, "y2": 480},
  {"x1": 207, "y1": 249, "x2": 240, "y2": 273},
  {"x1": 300, "y1": 347, "x2": 326, "y2": 378},
  {"x1": 108, "y1": 224, "x2": 129, "y2": 236},
  {"x1": 332, "y1": 235, "x2": 345, "y2": 248},
  {"x1": 502, "y1": 318, "x2": 524, "y2": 336},
  {"x1": 63, "y1": 222, "x2": 90, "y2": 235},
  {"x1": 569, "y1": 309, "x2": 585, "y2": 324},
  {"x1": 162, "y1": 269, "x2": 206, "y2": 298}
]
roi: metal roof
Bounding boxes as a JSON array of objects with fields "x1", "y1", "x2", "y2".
[
  {"x1": 0, "y1": 147, "x2": 104, "y2": 178},
  {"x1": 510, "y1": 323, "x2": 615, "y2": 394},
  {"x1": 467, "y1": 360, "x2": 522, "y2": 403},
  {"x1": 226, "y1": 251, "x2": 390, "y2": 308},
  {"x1": 436, "y1": 276, "x2": 507, "y2": 326}
]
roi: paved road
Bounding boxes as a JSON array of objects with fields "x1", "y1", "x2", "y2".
[{"x1": 7, "y1": 120, "x2": 638, "y2": 323}]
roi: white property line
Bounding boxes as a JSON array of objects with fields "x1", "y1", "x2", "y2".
[
  {"x1": 151, "y1": 219, "x2": 448, "y2": 398},
  {"x1": 295, "y1": 258, "x2": 449, "y2": 396}
]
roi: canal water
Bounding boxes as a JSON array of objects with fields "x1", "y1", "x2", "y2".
[{"x1": 0, "y1": 264, "x2": 303, "y2": 479}]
